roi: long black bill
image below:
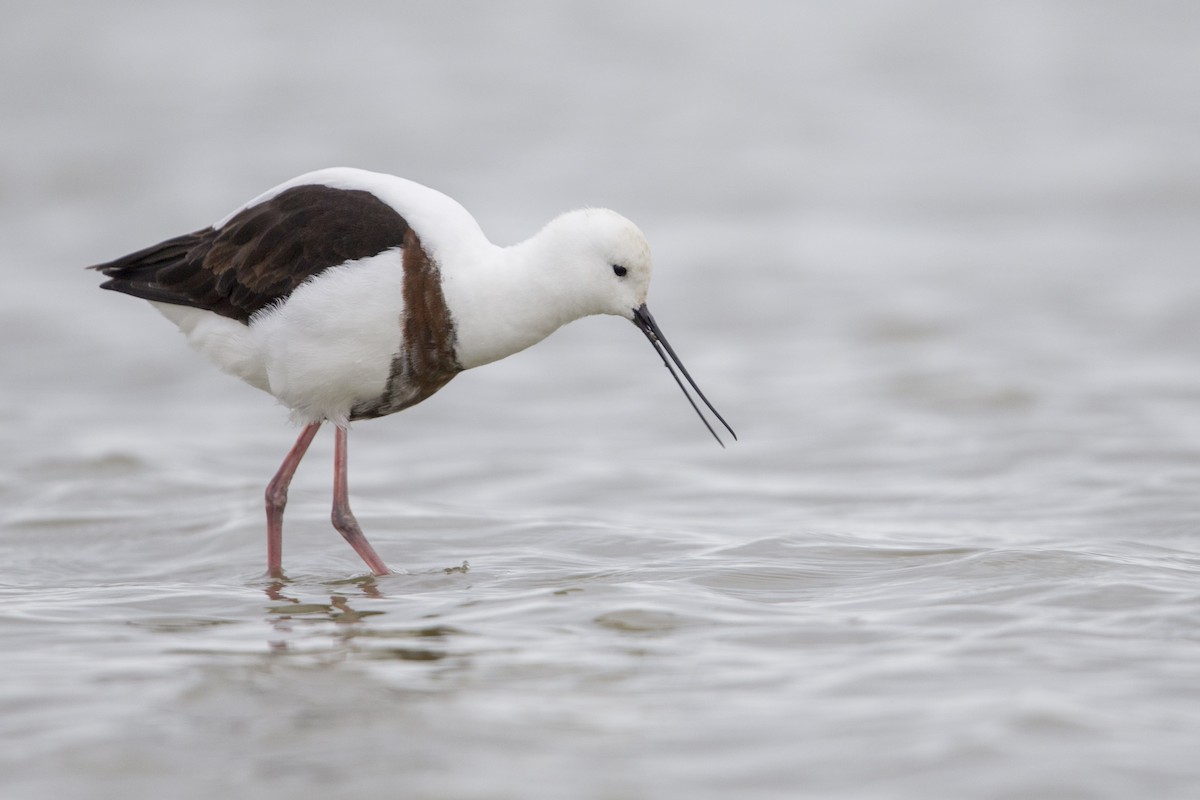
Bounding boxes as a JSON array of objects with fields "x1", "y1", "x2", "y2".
[{"x1": 632, "y1": 304, "x2": 737, "y2": 447}]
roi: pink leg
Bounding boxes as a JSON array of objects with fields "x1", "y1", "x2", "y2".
[
  {"x1": 264, "y1": 422, "x2": 321, "y2": 578},
  {"x1": 331, "y1": 425, "x2": 391, "y2": 575}
]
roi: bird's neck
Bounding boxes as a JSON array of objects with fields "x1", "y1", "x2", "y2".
[{"x1": 441, "y1": 231, "x2": 589, "y2": 370}]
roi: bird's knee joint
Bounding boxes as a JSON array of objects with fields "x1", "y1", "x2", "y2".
[
  {"x1": 331, "y1": 505, "x2": 358, "y2": 531},
  {"x1": 265, "y1": 485, "x2": 288, "y2": 511}
]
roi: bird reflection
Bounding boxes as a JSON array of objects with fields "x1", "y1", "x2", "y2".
[{"x1": 261, "y1": 574, "x2": 456, "y2": 662}]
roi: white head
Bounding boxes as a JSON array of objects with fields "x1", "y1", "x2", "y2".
[{"x1": 531, "y1": 208, "x2": 654, "y2": 321}]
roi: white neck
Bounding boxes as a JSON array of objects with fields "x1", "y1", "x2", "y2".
[{"x1": 438, "y1": 232, "x2": 577, "y2": 370}]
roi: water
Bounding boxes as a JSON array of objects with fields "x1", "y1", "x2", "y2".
[{"x1": 3, "y1": 2, "x2": 1200, "y2": 798}]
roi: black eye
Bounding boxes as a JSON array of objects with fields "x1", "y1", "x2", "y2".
[{"x1": 612, "y1": 264, "x2": 628, "y2": 277}]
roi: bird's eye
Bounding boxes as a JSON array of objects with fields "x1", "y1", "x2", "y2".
[{"x1": 612, "y1": 264, "x2": 628, "y2": 278}]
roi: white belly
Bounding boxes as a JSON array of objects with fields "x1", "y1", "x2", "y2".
[{"x1": 154, "y1": 251, "x2": 407, "y2": 427}]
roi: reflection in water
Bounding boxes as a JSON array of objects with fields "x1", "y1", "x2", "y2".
[{"x1": 262, "y1": 576, "x2": 457, "y2": 662}]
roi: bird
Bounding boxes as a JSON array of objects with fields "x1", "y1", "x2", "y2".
[{"x1": 89, "y1": 167, "x2": 735, "y2": 578}]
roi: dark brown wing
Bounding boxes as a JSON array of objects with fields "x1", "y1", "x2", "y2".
[{"x1": 89, "y1": 184, "x2": 411, "y2": 324}]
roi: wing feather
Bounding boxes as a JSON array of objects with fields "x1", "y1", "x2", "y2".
[{"x1": 90, "y1": 184, "x2": 411, "y2": 324}]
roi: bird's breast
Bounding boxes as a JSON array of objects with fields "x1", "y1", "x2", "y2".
[
  {"x1": 250, "y1": 234, "x2": 461, "y2": 425},
  {"x1": 349, "y1": 227, "x2": 463, "y2": 420},
  {"x1": 350, "y1": 231, "x2": 460, "y2": 419}
]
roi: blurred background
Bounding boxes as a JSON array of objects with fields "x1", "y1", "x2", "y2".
[{"x1": 2, "y1": 2, "x2": 1199, "y2": 799}]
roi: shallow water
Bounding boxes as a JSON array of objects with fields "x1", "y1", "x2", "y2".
[{"x1": 3, "y1": 2, "x2": 1200, "y2": 798}]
